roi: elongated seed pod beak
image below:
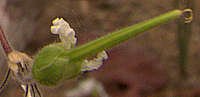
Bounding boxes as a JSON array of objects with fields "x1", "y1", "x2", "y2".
[{"x1": 66, "y1": 10, "x2": 183, "y2": 61}]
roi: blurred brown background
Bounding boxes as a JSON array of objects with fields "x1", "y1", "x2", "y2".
[{"x1": 0, "y1": 0, "x2": 200, "y2": 97}]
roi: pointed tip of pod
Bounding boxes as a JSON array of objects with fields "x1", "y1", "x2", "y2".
[
  {"x1": 182, "y1": 9, "x2": 193, "y2": 23},
  {"x1": 173, "y1": 9, "x2": 193, "y2": 23}
]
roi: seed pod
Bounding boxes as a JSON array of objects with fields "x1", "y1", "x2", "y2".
[{"x1": 32, "y1": 10, "x2": 186, "y2": 86}]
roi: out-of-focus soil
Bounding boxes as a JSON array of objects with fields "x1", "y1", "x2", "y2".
[{"x1": 0, "y1": 0, "x2": 200, "y2": 97}]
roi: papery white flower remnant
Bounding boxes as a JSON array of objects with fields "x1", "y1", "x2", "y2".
[
  {"x1": 81, "y1": 51, "x2": 108, "y2": 72},
  {"x1": 51, "y1": 18, "x2": 77, "y2": 49},
  {"x1": 51, "y1": 18, "x2": 108, "y2": 72}
]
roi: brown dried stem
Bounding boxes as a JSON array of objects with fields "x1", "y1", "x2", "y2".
[{"x1": 0, "y1": 26, "x2": 12, "y2": 56}]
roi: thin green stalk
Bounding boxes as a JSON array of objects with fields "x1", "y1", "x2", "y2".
[
  {"x1": 67, "y1": 10, "x2": 183, "y2": 61},
  {"x1": 174, "y1": 0, "x2": 194, "y2": 79}
]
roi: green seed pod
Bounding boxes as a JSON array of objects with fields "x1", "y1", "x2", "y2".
[{"x1": 32, "y1": 10, "x2": 187, "y2": 86}]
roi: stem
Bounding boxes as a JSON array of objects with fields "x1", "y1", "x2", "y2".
[
  {"x1": 174, "y1": 0, "x2": 194, "y2": 79},
  {"x1": 67, "y1": 10, "x2": 183, "y2": 61},
  {"x1": 0, "y1": 26, "x2": 12, "y2": 56}
]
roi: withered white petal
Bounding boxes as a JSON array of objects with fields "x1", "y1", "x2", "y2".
[
  {"x1": 81, "y1": 51, "x2": 108, "y2": 72},
  {"x1": 51, "y1": 18, "x2": 77, "y2": 49}
]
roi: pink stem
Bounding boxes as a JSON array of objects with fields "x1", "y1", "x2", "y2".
[{"x1": 0, "y1": 26, "x2": 12, "y2": 56}]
